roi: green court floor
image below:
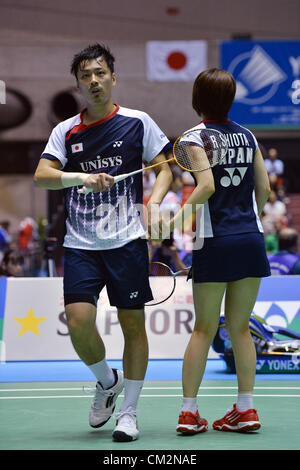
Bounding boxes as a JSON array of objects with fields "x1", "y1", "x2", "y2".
[{"x1": 0, "y1": 380, "x2": 299, "y2": 451}]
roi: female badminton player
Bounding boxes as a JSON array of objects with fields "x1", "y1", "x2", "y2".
[
  {"x1": 173, "y1": 68, "x2": 271, "y2": 434},
  {"x1": 34, "y1": 43, "x2": 172, "y2": 442}
]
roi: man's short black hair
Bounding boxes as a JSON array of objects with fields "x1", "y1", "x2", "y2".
[{"x1": 70, "y1": 43, "x2": 115, "y2": 79}]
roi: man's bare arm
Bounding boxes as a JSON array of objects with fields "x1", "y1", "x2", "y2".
[{"x1": 34, "y1": 158, "x2": 114, "y2": 192}]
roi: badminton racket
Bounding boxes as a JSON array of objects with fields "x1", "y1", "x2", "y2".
[
  {"x1": 77, "y1": 127, "x2": 228, "y2": 195},
  {"x1": 146, "y1": 261, "x2": 191, "y2": 306}
]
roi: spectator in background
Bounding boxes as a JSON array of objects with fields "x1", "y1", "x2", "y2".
[
  {"x1": 264, "y1": 229, "x2": 279, "y2": 255},
  {"x1": 149, "y1": 233, "x2": 191, "y2": 272},
  {"x1": 268, "y1": 227, "x2": 300, "y2": 275},
  {"x1": 160, "y1": 166, "x2": 183, "y2": 217},
  {"x1": 0, "y1": 248, "x2": 23, "y2": 277},
  {"x1": 261, "y1": 190, "x2": 287, "y2": 235},
  {"x1": 0, "y1": 221, "x2": 12, "y2": 260},
  {"x1": 264, "y1": 148, "x2": 284, "y2": 190},
  {"x1": 18, "y1": 217, "x2": 38, "y2": 253}
]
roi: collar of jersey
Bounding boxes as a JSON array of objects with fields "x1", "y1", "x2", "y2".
[
  {"x1": 199, "y1": 118, "x2": 231, "y2": 123},
  {"x1": 79, "y1": 104, "x2": 119, "y2": 129}
]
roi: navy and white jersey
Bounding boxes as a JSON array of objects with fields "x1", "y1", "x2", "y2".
[
  {"x1": 41, "y1": 105, "x2": 170, "y2": 250},
  {"x1": 188, "y1": 120, "x2": 263, "y2": 238}
]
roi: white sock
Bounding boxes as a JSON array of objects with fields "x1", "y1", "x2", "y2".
[
  {"x1": 88, "y1": 358, "x2": 115, "y2": 389},
  {"x1": 236, "y1": 393, "x2": 253, "y2": 411},
  {"x1": 119, "y1": 379, "x2": 144, "y2": 412},
  {"x1": 181, "y1": 397, "x2": 198, "y2": 414}
]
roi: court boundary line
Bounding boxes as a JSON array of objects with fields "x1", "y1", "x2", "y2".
[
  {"x1": 1, "y1": 393, "x2": 300, "y2": 400},
  {"x1": 1, "y1": 386, "x2": 300, "y2": 392}
]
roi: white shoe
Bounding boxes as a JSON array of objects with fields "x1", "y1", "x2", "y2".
[
  {"x1": 89, "y1": 369, "x2": 124, "y2": 428},
  {"x1": 113, "y1": 407, "x2": 139, "y2": 442}
]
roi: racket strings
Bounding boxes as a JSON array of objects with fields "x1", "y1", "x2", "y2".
[
  {"x1": 149, "y1": 262, "x2": 173, "y2": 277},
  {"x1": 201, "y1": 132, "x2": 225, "y2": 166},
  {"x1": 147, "y1": 262, "x2": 175, "y2": 306},
  {"x1": 173, "y1": 129, "x2": 227, "y2": 172},
  {"x1": 174, "y1": 142, "x2": 203, "y2": 172},
  {"x1": 146, "y1": 262, "x2": 191, "y2": 306}
]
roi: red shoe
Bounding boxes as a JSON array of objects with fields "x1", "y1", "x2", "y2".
[
  {"x1": 176, "y1": 411, "x2": 208, "y2": 434},
  {"x1": 213, "y1": 404, "x2": 261, "y2": 432}
]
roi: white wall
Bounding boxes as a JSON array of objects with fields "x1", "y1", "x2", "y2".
[
  {"x1": 0, "y1": 41, "x2": 215, "y2": 140},
  {"x1": 0, "y1": 0, "x2": 299, "y2": 141}
]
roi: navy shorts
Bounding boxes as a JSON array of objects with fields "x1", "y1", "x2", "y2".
[
  {"x1": 63, "y1": 238, "x2": 153, "y2": 308},
  {"x1": 191, "y1": 232, "x2": 271, "y2": 283}
]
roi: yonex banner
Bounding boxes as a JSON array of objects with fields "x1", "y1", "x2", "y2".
[
  {"x1": 221, "y1": 41, "x2": 300, "y2": 128},
  {"x1": 225, "y1": 354, "x2": 300, "y2": 374},
  {"x1": 1, "y1": 276, "x2": 300, "y2": 363}
]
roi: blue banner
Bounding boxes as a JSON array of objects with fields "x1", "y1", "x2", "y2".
[
  {"x1": 257, "y1": 276, "x2": 300, "y2": 301},
  {"x1": 221, "y1": 41, "x2": 300, "y2": 128}
]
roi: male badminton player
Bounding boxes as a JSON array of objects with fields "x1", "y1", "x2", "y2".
[
  {"x1": 170, "y1": 68, "x2": 271, "y2": 434},
  {"x1": 34, "y1": 44, "x2": 172, "y2": 442}
]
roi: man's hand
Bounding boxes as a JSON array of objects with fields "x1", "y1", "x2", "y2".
[
  {"x1": 146, "y1": 203, "x2": 171, "y2": 241},
  {"x1": 84, "y1": 173, "x2": 115, "y2": 192}
]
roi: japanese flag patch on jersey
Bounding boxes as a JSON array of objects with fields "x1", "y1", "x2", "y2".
[{"x1": 71, "y1": 143, "x2": 83, "y2": 153}]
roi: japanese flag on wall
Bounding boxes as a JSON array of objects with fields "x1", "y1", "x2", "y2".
[{"x1": 146, "y1": 41, "x2": 207, "y2": 81}]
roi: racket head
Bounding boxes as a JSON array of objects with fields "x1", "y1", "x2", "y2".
[
  {"x1": 146, "y1": 262, "x2": 176, "y2": 306},
  {"x1": 173, "y1": 127, "x2": 228, "y2": 172}
]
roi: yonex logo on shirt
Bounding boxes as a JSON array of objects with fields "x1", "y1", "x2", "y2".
[
  {"x1": 71, "y1": 143, "x2": 83, "y2": 153},
  {"x1": 130, "y1": 291, "x2": 138, "y2": 299},
  {"x1": 220, "y1": 167, "x2": 248, "y2": 187},
  {"x1": 113, "y1": 141, "x2": 123, "y2": 148}
]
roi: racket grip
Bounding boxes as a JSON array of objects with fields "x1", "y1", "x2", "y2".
[
  {"x1": 77, "y1": 186, "x2": 93, "y2": 195},
  {"x1": 77, "y1": 173, "x2": 128, "y2": 193}
]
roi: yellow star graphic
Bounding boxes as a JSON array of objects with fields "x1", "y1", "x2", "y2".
[{"x1": 14, "y1": 307, "x2": 47, "y2": 337}]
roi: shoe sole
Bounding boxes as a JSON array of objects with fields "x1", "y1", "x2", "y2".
[
  {"x1": 176, "y1": 424, "x2": 208, "y2": 434},
  {"x1": 213, "y1": 421, "x2": 261, "y2": 432},
  {"x1": 113, "y1": 430, "x2": 138, "y2": 442}
]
